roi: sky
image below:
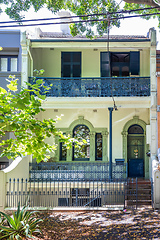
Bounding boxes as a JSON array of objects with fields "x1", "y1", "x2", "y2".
[{"x1": 0, "y1": 4, "x2": 160, "y2": 48}]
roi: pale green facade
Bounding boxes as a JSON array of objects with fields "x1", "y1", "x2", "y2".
[
  {"x1": 21, "y1": 28, "x2": 157, "y2": 179},
  {"x1": 30, "y1": 43, "x2": 150, "y2": 78}
]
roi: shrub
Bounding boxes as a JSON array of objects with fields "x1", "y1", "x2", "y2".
[{"x1": 0, "y1": 203, "x2": 42, "y2": 239}]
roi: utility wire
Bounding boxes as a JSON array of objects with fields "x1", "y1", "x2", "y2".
[
  {"x1": 106, "y1": 15, "x2": 117, "y2": 110},
  {"x1": 0, "y1": 6, "x2": 159, "y2": 25},
  {"x1": 0, "y1": 11, "x2": 160, "y2": 28}
]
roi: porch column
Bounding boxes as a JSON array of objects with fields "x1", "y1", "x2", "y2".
[
  {"x1": 54, "y1": 135, "x2": 59, "y2": 161},
  {"x1": 66, "y1": 131, "x2": 72, "y2": 161},
  {"x1": 108, "y1": 107, "x2": 113, "y2": 179},
  {"x1": 149, "y1": 28, "x2": 157, "y2": 178},
  {"x1": 102, "y1": 131, "x2": 108, "y2": 161},
  {"x1": 21, "y1": 31, "x2": 29, "y2": 88},
  {"x1": 122, "y1": 131, "x2": 127, "y2": 162},
  {"x1": 89, "y1": 132, "x2": 95, "y2": 161}
]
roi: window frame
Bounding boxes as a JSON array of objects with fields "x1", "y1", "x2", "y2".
[
  {"x1": 72, "y1": 124, "x2": 90, "y2": 161},
  {"x1": 61, "y1": 52, "x2": 81, "y2": 78},
  {"x1": 59, "y1": 141, "x2": 67, "y2": 161},
  {"x1": 95, "y1": 133, "x2": 103, "y2": 161},
  {"x1": 100, "y1": 51, "x2": 140, "y2": 77},
  {"x1": 0, "y1": 55, "x2": 18, "y2": 72},
  {"x1": 58, "y1": 118, "x2": 107, "y2": 162}
]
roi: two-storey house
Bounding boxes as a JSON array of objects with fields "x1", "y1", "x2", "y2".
[
  {"x1": 21, "y1": 26, "x2": 157, "y2": 180},
  {"x1": 0, "y1": 25, "x2": 155, "y2": 209}
]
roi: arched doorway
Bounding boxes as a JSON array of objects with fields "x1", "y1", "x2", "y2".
[{"x1": 127, "y1": 124, "x2": 144, "y2": 178}]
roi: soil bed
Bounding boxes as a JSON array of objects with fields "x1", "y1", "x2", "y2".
[{"x1": 28, "y1": 207, "x2": 160, "y2": 239}]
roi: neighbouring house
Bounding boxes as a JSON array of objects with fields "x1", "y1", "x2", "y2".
[
  {"x1": 0, "y1": 30, "x2": 22, "y2": 170},
  {"x1": 157, "y1": 50, "x2": 160, "y2": 157},
  {"x1": 0, "y1": 22, "x2": 157, "y2": 209}
]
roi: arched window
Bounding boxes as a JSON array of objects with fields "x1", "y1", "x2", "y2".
[
  {"x1": 73, "y1": 125, "x2": 90, "y2": 161},
  {"x1": 128, "y1": 124, "x2": 144, "y2": 134},
  {"x1": 58, "y1": 117, "x2": 107, "y2": 162}
]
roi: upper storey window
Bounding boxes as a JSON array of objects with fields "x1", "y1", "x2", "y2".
[
  {"x1": 0, "y1": 56, "x2": 18, "y2": 72},
  {"x1": 61, "y1": 52, "x2": 81, "y2": 77},
  {"x1": 101, "y1": 52, "x2": 140, "y2": 77}
]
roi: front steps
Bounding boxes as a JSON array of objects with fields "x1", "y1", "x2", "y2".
[{"x1": 125, "y1": 178, "x2": 152, "y2": 208}]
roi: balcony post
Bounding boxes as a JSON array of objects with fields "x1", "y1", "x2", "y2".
[
  {"x1": 102, "y1": 131, "x2": 108, "y2": 161},
  {"x1": 21, "y1": 31, "x2": 29, "y2": 88},
  {"x1": 89, "y1": 132, "x2": 95, "y2": 161},
  {"x1": 108, "y1": 107, "x2": 113, "y2": 179}
]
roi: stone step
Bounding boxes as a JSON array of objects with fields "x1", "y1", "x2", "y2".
[
  {"x1": 127, "y1": 196, "x2": 151, "y2": 201},
  {"x1": 126, "y1": 199, "x2": 152, "y2": 206},
  {"x1": 125, "y1": 178, "x2": 152, "y2": 207},
  {"x1": 126, "y1": 190, "x2": 151, "y2": 195}
]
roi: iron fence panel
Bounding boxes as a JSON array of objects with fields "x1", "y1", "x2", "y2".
[{"x1": 6, "y1": 178, "x2": 126, "y2": 209}]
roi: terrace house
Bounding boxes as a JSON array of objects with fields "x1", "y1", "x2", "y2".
[
  {"x1": 0, "y1": 25, "x2": 157, "y2": 209},
  {"x1": 21, "y1": 25, "x2": 157, "y2": 180}
]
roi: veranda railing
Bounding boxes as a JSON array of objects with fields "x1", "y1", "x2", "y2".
[
  {"x1": 29, "y1": 77, "x2": 150, "y2": 97},
  {"x1": 29, "y1": 162, "x2": 127, "y2": 181}
]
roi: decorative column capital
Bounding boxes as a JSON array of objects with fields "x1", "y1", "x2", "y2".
[
  {"x1": 89, "y1": 131, "x2": 95, "y2": 137},
  {"x1": 102, "y1": 131, "x2": 109, "y2": 136}
]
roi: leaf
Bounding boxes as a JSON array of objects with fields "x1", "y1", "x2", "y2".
[
  {"x1": 7, "y1": 83, "x2": 17, "y2": 92},
  {"x1": 37, "y1": 94, "x2": 46, "y2": 100},
  {"x1": 0, "y1": 87, "x2": 7, "y2": 94},
  {"x1": 36, "y1": 79, "x2": 43, "y2": 85}
]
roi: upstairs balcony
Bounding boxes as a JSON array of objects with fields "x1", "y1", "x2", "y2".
[{"x1": 29, "y1": 77, "x2": 150, "y2": 97}]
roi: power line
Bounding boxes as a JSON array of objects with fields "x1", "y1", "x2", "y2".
[
  {"x1": 0, "y1": 6, "x2": 159, "y2": 25},
  {"x1": 0, "y1": 11, "x2": 160, "y2": 28}
]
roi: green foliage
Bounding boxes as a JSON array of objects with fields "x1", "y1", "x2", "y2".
[
  {"x1": 66, "y1": 0, "x2": 121, "y2": 37},
  {"x1": 0, "y1": 203, "x2": 42, "y2": 239},
  {"x1": 124, "y1": 2, "x2": 160, "y2": 22},
  {"x1": 2, "y1": 0, "x2": 158, "y2": 37},
  {"x1": 0, "y1": 75, "x2": 76, "y2": 163}
]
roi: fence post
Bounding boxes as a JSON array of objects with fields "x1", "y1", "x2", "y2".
[
  {"x1": 0, "y1": 171, "x2": 6, "y2": 210},
  {"x1": 154, "y1": 170, "x2": 160, "y2": 209},
  {"x1": 136, "y1": 177, "x2": 138, "y2": 209}
]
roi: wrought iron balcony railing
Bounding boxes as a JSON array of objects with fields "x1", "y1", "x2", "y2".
[
  {"x1": 29, "y1": 162, "x2": 127, "y2": 181},
  {"x1": 29, "y1": 77, "x2": 150, "y2": 97}
]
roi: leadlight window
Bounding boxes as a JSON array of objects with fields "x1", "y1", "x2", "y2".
[
  {"x1": 95, "y1": 133, "x2": 102, "y2": 160},
  {"x1": 59, "y1": 142, "x2": 67, "y2": 161},
  {"x1": 0, "y1": 56, "x2": 18, "y2": 72},
  {"x1": 128, "y1": 124, "x2": 144, "y2": 134},
  {"x1": 73, "y1": 125, "x2": 90, "y2": 161}
]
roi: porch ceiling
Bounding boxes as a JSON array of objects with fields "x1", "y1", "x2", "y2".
[
  {"x1": 42, "y1": 97, "x2": 151, "y2": 109},
  {"x1": 30, "y1": 41, "x2": 151, "y2": 50}
]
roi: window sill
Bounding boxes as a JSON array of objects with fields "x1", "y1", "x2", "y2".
[{"x1": 0, "y1": 71, "x2": 21, "y2": 76}]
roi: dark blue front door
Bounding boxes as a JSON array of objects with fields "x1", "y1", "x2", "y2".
[
  {"x1": 127, "y1": 127, "x2": 144, "y2": 178},
  {"x1": 128, "y1": 159, "x2": 144, "y2": 178}
]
